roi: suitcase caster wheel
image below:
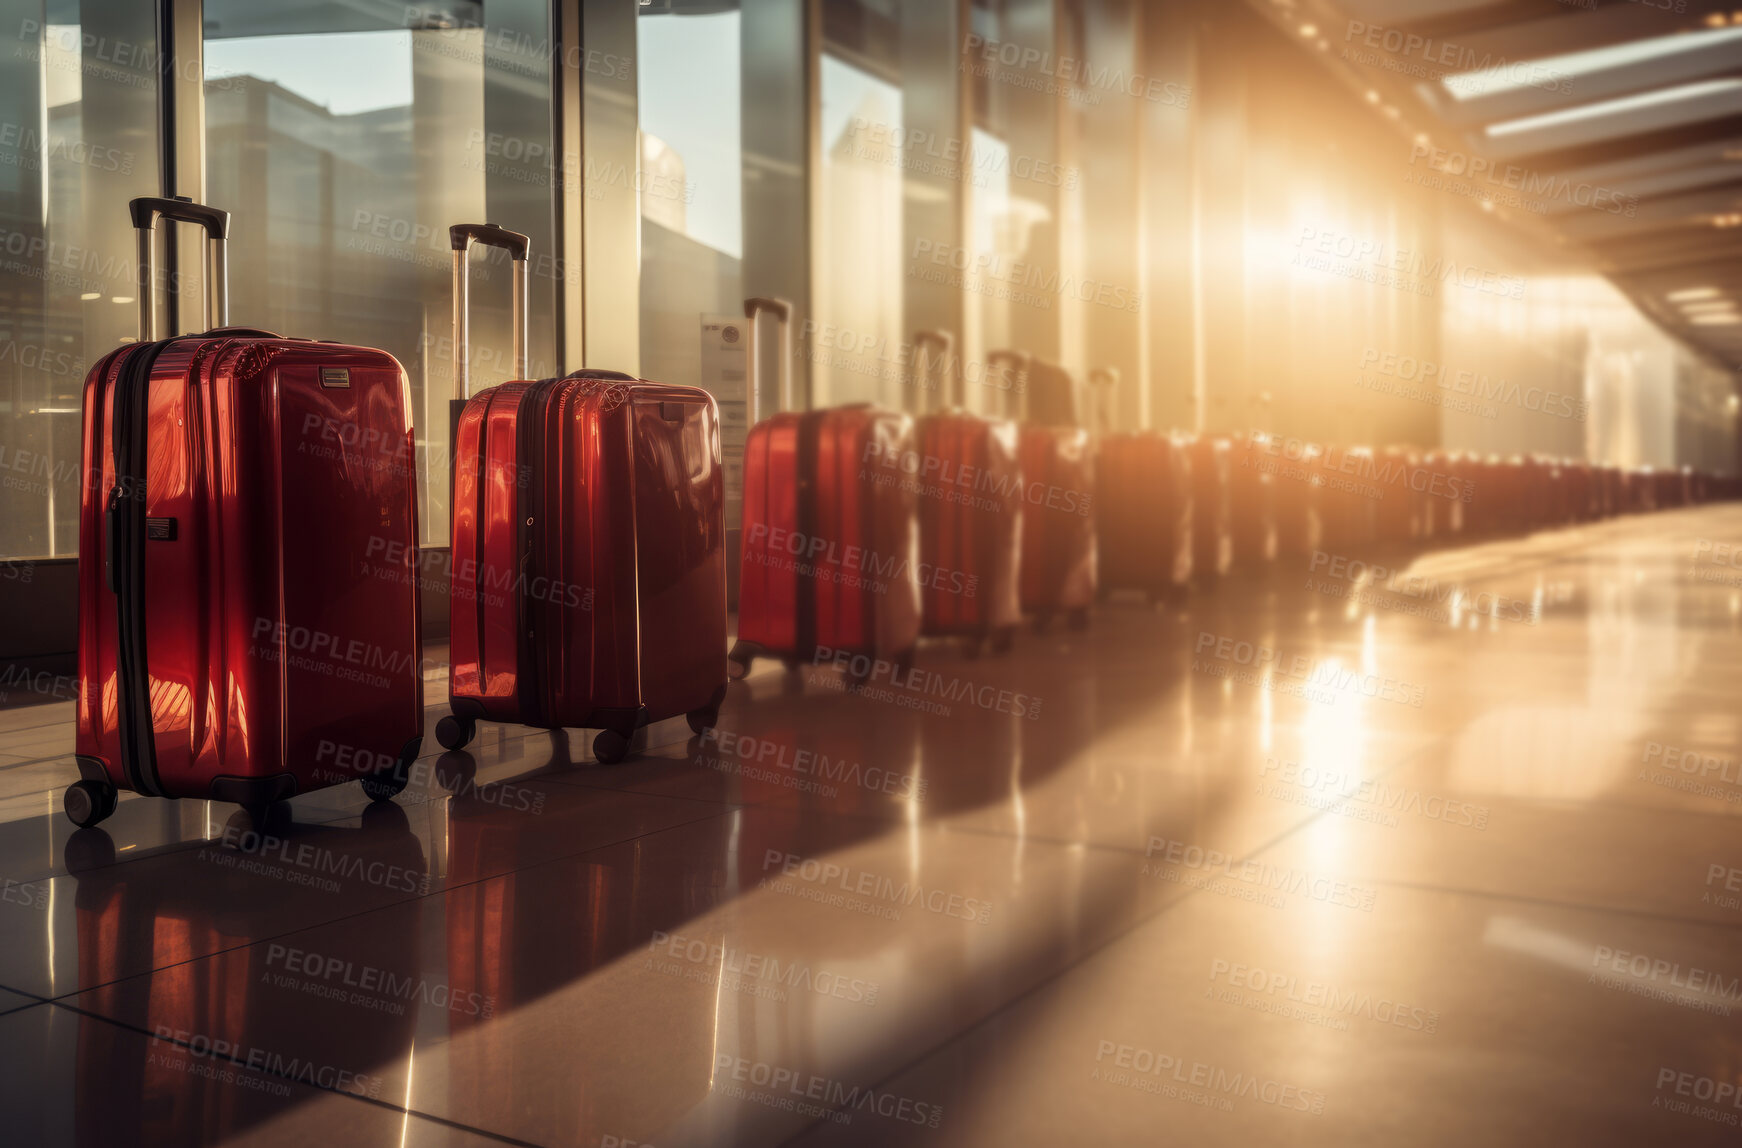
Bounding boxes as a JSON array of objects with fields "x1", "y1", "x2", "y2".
[
  {"x1": 1066, "y1": 607, "x2": 1090, "y2": 632},
  {"x1": 989, "y1": 628, "x2": 1015, "y2": 657},
  {"x1": 360, "y1": 765, "x2": 409, "y2": 803},
  {"x1": 64, "y1": 781, "x2": 118, "y2": 829},
  {"x1": 436, "y1": 715, "x2": 476, "y2": 751},
  {"x1": 727, "y1": 658, "x2": 750, "y2": 681},
  {"x1": 593, "y1": 728, "x2": 632, "y2": 764},
  {"x1": 686, "y1": 707, "x2": 719, "y2": 736}
]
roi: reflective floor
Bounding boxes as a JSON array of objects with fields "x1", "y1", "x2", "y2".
[{"x1": 2, "y1": 508, "x2": 1740, "y2": 1146}]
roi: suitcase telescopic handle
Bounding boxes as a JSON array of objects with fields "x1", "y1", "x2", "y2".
[
  {"x1": 1088, "y1": 366, "x2": 1120, "y2": 434},
  {"x1": 914, "y1": 330, "x2": 955, "y2": 414},
  {"x1": 450, "y1": 223, "x2": 530, "y2": 401},
  {"x1": 743, "y1": 297, "x2": 792, "y2": 424},
  {"x1": 987, "y1": 349, "x2": 1029, "y2": 422},
  {"x1": 129, "y1": 196, "x2": 230, "y2": 341}
]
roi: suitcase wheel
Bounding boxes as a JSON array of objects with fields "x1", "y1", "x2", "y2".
[
  {"x1": 727, "y1": 658, "x2": 750, "y2": 681},
  {"x1": 436, "y1": 715, "x2": 477, "y2": 751},
  {"x1": 64, "y1": 780, "x2": 118, "y2": 829},
  {"x1": 686, "y1": 706, "x2": 720, "y2": 737},
  {"x1": 989, "y1": 627, "x2": 1016, "y2": 657},
  {"x1": 593, "y1": 728, "x2": 632, "y2": 765}
]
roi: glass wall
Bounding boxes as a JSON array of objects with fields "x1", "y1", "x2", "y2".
[
  {"x1": 0, "y1": 3, "x2": 160, "y2": 560},
  {"x1": 201, "y1": 1, "x2": 559, "y2": 547}
]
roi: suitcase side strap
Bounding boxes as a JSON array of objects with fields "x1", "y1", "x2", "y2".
[{"x1": 107, "y1": 338, "x2": 176, "y2": 797}]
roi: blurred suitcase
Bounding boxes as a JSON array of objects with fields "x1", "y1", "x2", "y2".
[
  {"x1": 1373, "y1": 446, "x2": 1421, "y2": 545},
  {"x1": 439, "y1": 224, "x2": 727, "y2": 763},
  {"x1": 914, "y1": 337, "x2": 1022, "y2": 656},
  {"x1": 1017, "y1": 356, "x2": 1095, "y2": 630},
  {"x1": 69, "y1": 196, "x2": 423, "y2": 828},
  {"x1": 730, "y1": 298, "x2": 921, "y2": 679},
  {"x1": 1230, "y1": 431, "x2": 1278, "y2": 566},
  {"x1": 1090, "y1": 370, "x2": 1193, "y2": 600},
  {"x1": 1272, "y1": 439, "x2": 1322, "y2": 559},
  {"x1": 1316, "y1": 445, "x2": 1377, "y2": 551},
  {"x1": 1188, "y1": 435, "x2": 1233, "y2": 582}
]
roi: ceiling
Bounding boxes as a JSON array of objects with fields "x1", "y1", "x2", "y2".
[{"x1": 1247, "y1": 0, "x2": 1742, "y2": 372}]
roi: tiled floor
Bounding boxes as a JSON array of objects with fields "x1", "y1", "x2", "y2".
[{"x1": 2, "y1": 508, "x2": 1740, "y2": 1146}]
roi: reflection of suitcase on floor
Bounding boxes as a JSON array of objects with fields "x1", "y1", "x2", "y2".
[
  {"x1": 69, "y1": 197, "x2": 423, "y2": 829},
  {"x1": 438, "y1": 225, "x2": 728, "y2": 763},
  {"x1": 1016, "y1": 357, "x2": 1095, "y2": 630},
  {"x1": 914, "y1": 335, "x2": 1022, "y2": 656},
  {"x1": 729, "y1": 299, "x2": 921, "y2": 679},
  {"x1": 1087, "y1": 370, "x2": 1192, "y2": 602}
]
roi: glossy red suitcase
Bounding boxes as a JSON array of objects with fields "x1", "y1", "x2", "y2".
[
  {"x1": 68, "y1": 197, "x2": 423, "y2": 828},
  {"x1": 1316, "y1": 445, "x2": 1378, "y2": 551},
  {"x1": 1270, "y1": 439, "x2": 1322, "y2": 559},
  {"x1": 1187, "y1": 435, "x2": 1233, "y2": 582},
  {"x1": 915, "y1": 338, "x2": 1022, "y2": 656},
  {"x1": 1090, "y1": 367, "x2": 1193, "y2": 601},
  {"x1": 1016, "y1": 356, "x2": 1095, "y2": 629},
  {"x1": 438, "y1": 225, "x2": 727, "y2": 762},
  {"x1": 729, "y1": 298, "x2": 921, "y2": 679},
  {"x1": 1373, "y1": 446, "x2": 1422, "y2": 545}
]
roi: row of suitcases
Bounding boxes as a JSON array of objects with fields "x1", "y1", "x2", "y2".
[{"x1": 62, "y1": 196, "x2": 1737, "y2": 828}]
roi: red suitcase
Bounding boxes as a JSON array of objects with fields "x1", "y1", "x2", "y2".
[
  {"x1": 1316, "y1": 445, "x2": 1377, "y2": 551},
  {"x1": 1230, "y1": 431, "x2": 1278, "y2": 566},
  {"x1": 438, "y1": 225, "x2": 727, "y2": 762},
  {"x1": 729, "y1": 298, "x2": 921, "y2": 679},
  {"x1": 915, "y1": 338, "x2": 1022, "y2": 656},
  {"x1": 1271, "y1": 439, "x2": 1322, "y2": 560},
  {"x1": 1373, "y1": 446, "x2": 1422, "y2": 545},
  {"x1": 1089, "y1": 371, "x2": 1193, "y2": 601},
  {"x1": 1016, "y1": 356, "x2": 1095, "y2": 630},
  {"x1": 68, "y1": 197, "x2": 423, "y2": 828},
  {"x1": 1187, "y1": 435, "x2": 1234, "y2": 582}
]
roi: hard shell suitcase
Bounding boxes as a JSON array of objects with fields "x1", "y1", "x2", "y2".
[
  {"x1": 1087, "y1": 370, "x2": 1193, "y2": 602},
  {"x1": 729, "y1": 298, "x2": 922, "y2": 679},
  {"x1": 1230, "y1": 431, "x2": 1278, "y2": 566},
  {"x1": 69, "y1": 197, "x2": 424, "y2": 828},
  {"x1": 1015, "y1": 355, "x2": 1095, "y2": 630},
  {"x1": 914, "y1": 333, "x2": 1022, "y2": 656},
  {"x1": 438, "y1": 225, "x2": 728, "y2": 762}
]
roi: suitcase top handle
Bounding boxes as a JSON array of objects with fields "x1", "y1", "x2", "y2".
[
  {"x1": 914, "y1": 330, "x2": 955, "y2": 413},
  {"x1": 743, "y1": 297, "x2": 794, "y2": 424},
  {"x1": 1088, "y1": 366, "x2": 1119, "y2": 434},
  {"x1": 450, "y1": 222, "x2": 530, "y2": 399},
  {"x1": 129, "y1": 196, "x2": 230, "y2": 341}
]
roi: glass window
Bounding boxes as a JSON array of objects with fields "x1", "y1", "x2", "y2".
[
  {"x1": 0, "y1": 7, "x2": 160, "y2": 559},
  {"x1": 202, "y1": 1, "x2": 559, "y2": 547}
]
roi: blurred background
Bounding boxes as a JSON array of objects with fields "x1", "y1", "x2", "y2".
[{"x1": 2, "y1": 0, "x2": 1739, "y2": 653}]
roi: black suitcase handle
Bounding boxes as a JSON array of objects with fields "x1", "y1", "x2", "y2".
[
  {"x1": 450, "y1": 222, "x2": 530, "y2": 400},
  {"x1": 130, "y1": 196, "x2": 230, "y2": 339}
]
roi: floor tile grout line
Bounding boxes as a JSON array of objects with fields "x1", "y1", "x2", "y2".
[
  {"x1": 40, "y1": 805, "x2": 744, "y2": 1006},
  {"x1": 1365, "y1": 877, "x2": 1742, "y2": 933},
  {"x1": 40, "y1": 999, "x2": 545, "y2": 1148}
]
